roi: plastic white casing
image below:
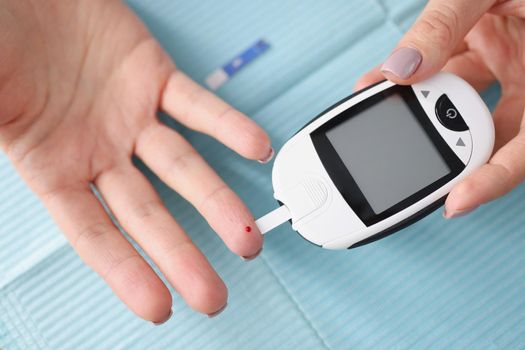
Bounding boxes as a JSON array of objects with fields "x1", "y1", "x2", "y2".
[{"x1": 271, "y1": 73, "x2": 494, "y2": 249}]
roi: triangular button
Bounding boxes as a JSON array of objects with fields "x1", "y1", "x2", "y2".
[
  {"x1": 421, "y1": 90, "x2": 430, "y2": 98},
  {"x1": 456, "y1": 138, "x2": 465, "y2": 147}
]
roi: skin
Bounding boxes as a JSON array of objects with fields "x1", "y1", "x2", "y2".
[
  {"x1": 1, "y1": 0, "x2": 523, "y2": 324},
  {"x1": 355, "y1": 0, "x2": 525, "y2": 218},
  {"x1": 0, "y1": 0, "x2": 271, "y2": 323}
]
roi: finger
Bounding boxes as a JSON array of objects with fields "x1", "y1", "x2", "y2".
[
  {"x1": 136, "y1": 122, "x2": 264, "y2": 259},
  {"x1": 492, "y1": 89, "x2": 525, "y2": 150},
  {"x1": 95, "y1": 163, "x2": 228, "y2": 315},
  {"x1": 353, "y1": 64, "x2": 383, "y2": 91},
  {"x1": 490, "y1": 1, "x2": 525, "y2": 17},
  {"x1": 443, "y1": 49, "x2": 495, "y2": 91},
  {"x1": 161, "y1": 70, "x2": 273, "y2": 162},
  {"x1": 39, "y1": 183, "x2": 172, "y2": 323},
  {"x1": 445, "y1": 108, "x2": 525, "y2": 216},
  {"x1": 380, "y1": 0, "x2": 497, "y2": 84},
  {"x1": 353, "y1": 40, "x2": 471, "y2": 92}
]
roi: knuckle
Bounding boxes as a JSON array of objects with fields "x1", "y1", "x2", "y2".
[
  {"x1": 167, "y1": 148, "x2": 198, "y2": 174},
  {"x1": 132, "y1": 199, "x2": 165, "y2": 222},
  {"x1": 199, "y1": 184, "x2": 229, "y2": 213},
  {"x1": 214, "y1": 107, "x2": 241, "y2": 132},
  {"x1": 102, "y1": 254, "x2": 140, "y2": 281},
  {"x1": 215, "y1": 106, "x2": 235, "y2": 125},
  {"x1": 73, "y1": 221, "x2": 113, "y2": 251},
  {"x1": 415, "y1": 5, "x2": 459, "y2": 49}
]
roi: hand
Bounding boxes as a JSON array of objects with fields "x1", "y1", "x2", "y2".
[
  {"x1": 0, "y1": 1, "x2": 272, "y2": 323},
  {"x1": 355, "y1": 0, "x2": 525, "y2": 218}
]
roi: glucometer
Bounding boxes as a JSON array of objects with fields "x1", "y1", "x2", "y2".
[{"x1": 256, "y1": 72, "x2": 494, "y2": 249}]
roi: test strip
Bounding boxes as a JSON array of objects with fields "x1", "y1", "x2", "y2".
[
  {"x1": 256, "y1": 205, "x2": 291, "y2": 235},
  {"x1": 205, "y1": 39, "x2": 270, "y2": 90}
]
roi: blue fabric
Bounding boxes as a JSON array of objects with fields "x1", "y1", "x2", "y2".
[{"x1": 1, "y1": 1, "x2": 524, "y2": 349}]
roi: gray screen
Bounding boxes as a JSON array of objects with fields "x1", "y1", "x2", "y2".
[{"x1": 325, "y1": 94, "x2": 450, "y2": 214}]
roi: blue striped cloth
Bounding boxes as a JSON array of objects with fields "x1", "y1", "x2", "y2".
[{"x1": 1, "y1": 0, "x2": 523, "y2": 349}]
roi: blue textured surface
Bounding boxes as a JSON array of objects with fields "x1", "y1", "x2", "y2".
[{"x1": 1, "y1": 1, "x2": 524, "y2": 349}]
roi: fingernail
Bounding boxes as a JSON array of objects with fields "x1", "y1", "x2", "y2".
[
  {"x1": 258, "y1": 147, "x2": 274, "y2": 164},
  {"x1": 152, "y1": 309, "x2": 173, "y2": 325},
  {"x1": 208, "y1": 303, "x2": 227, "y2": 318},
  {"x1": 241, "y1": 247, "x2": 263, "y2": 261},
  {"x1": 381, "y1": 47, "x2": 422, "y2": 80},
  {"x1": 443, "y1": 206, "x2": 478, "y2": 219}
]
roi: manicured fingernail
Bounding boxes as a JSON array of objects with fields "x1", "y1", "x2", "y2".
[
  {"x1": 443, "y1": 206, "x2": 478, "y2": 219},
  {"x1": 208, "y1": 303, "x2": 227, "y2": 318},
  {"x1": 258, "y1": 147, "x2": 274, "y2": 164},
  {"x1": 242, "y1": 247, "x2": 263, "y2": 261},
  {"x1": 152, "y1": 309, "x2": 173, "y2": 325},
  {"x1": 381, "y1": 47, "x2": 422, "y2": 80}
]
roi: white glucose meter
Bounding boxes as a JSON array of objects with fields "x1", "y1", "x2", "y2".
[{"x1": 256, "y1": 73, "x2": 494, "y2": 249}]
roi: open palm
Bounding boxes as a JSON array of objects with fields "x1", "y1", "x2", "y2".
[{"x1": 0, "y1": 1, "x2": 271, "y2": 322}]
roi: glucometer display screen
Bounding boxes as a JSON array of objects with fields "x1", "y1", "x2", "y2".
[
  {"x1": 325, "y1": 93, "x2": 450, "y2": 214},
  {"x1": 311, "y1": 85, "x2": 465, "y2": 226}
]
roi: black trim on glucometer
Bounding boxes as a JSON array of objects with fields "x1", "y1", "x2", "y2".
[
  {"x1": 348, "y1": 195, "x2": 447, "y2": 249},
  {"x1": 294, "y1": 80, "x2": 387, "y2": 136},
  {"x1": 310, "y1": 85, "x2": 465, "y2": 229}
]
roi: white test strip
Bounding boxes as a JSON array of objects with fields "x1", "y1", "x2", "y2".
[
  {"x1": 205, "y1": 69, "x2": 229, "y2": 90},
  {"x1": 205, "y1": 39, "x2": 270, "y2": 91},
  {"x1": 255, "y1": 205, "x2": 292, "y2": 235}
]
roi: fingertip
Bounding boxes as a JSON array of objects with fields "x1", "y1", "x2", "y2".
[
  {"x1": 445, "y1": 176, "x2": 485, "y2": 218},
  {"x1": 166, "y1": 242, "x2": 228, "y2": 315},
  {"x1": 199, "y1": 280, "x2": 228, "y2": 315},
  {"x1": 257, "y1": 147, "x2": 274, "y2": 164},
  {"x1": 137, "y1": 291, "x2": 173, "y2": 324},
  {"x1": 224, "y1": 110, "x2": 272, "y2": 161},
  {"x1": 353, "y1": 78, "x2": 373, "y2": 92},
  {"x1": 231, "y1": 222, "x2": 264, "y2": 258},
  {"x1": 380, "y1": 46, "x2": 429, "y2": 85},
  {"x1": 110, "y1": 258, "x2": 173, "y2": 323},
  {"x1": 199, "y1": 185, "x2": 265, "y2": 258},
  {"x1": 245, "y1": 127, "x2": 272, "y2": 162},
  {"x1": 215, "y1": 210, "x2": 264, "y2": 259},
  {"x1": 354, "y1": 65, "x2": 384, "y2": 91},
  {"x1": 184, "y1": 267, "x2": 228, "y2": 315},
  {"x1": 446, "y1": 179, "x2": 473, "y2": 210}
]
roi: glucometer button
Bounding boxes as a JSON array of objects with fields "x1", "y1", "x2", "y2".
[{"x1": 435, "y1": 94, "x2": 469, "y2": 132}]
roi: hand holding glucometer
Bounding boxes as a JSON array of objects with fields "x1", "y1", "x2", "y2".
[{"x1": 257, "y1": 73, "x2": 494, "y2": 248}]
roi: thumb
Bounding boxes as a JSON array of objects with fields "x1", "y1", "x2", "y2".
[{"x1": 381, "y1": 0, "x2": 497, "y2": 84}]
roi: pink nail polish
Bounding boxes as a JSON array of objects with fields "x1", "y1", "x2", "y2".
[
  {"x1": 443, "y1": 206, "x2": 478, "y2": 219},
  {"x1": 208, "y1": 303, "x2": 227, "y2": 318},
  {"x1": 258, "y1": 147, "x2": 275, "y2": 164},
  {"x1": 381, "y1": 47, "x2": 422, "y2": 80}
]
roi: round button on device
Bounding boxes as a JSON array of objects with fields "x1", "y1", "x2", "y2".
[{"x1": 435, "y1": 94, "x2": 469, "y2": 131}]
